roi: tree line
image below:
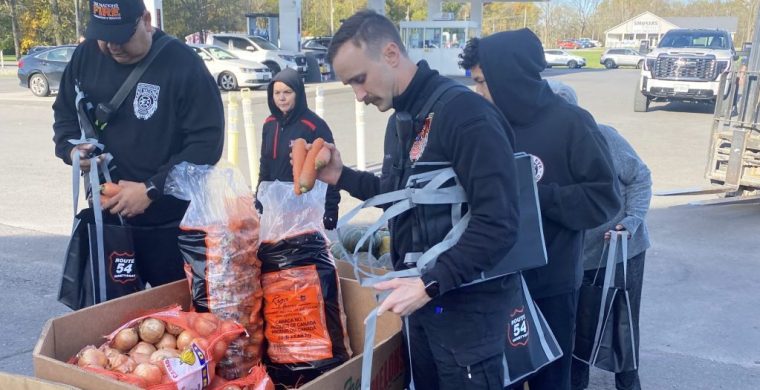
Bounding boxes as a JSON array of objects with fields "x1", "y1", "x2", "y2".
[{"x1": 1, "y1": 0, "x2": 756, "y2": 58}]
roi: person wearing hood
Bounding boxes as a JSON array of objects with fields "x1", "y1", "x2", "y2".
[
  {"x1": 322, "y1": 10, "x2": 521, "y2": 389},
  {"x1": 458, "y1": 30, "x2": 622, "y2": 389},
  {"x1": 256, "y1": 68, "x2": 340, "y2": 229},
  {"x1": 548, "y1": 80, "x2": 650, "y2": 390}
]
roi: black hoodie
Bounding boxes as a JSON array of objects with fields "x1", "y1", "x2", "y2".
[
  {"x1": 478, "y1": 29, "x2": 622, "y2": 298},
  {"x1": 257, "y1": 68, "x2": 340, "y2": 226}
]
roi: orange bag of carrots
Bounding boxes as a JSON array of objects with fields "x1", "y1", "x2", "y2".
[
  {"x1": 69, "y1": 306, "x2": 246, "y2": 389},
  {"x1": 165, "y1": 162, "x2": 264, "y2": 380},
  {"x1": 257, "y1": 180, "x2": 351, "y2": 387}
]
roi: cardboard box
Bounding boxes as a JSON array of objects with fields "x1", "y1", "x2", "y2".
[
  {"x1": 34, "y1": 278, "x2": 405, "y2": 390},
  {"x1": 0, "y1": 371, "x2": 80, "y2": 389}
]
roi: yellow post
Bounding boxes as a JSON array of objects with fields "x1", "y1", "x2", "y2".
[
  {"x1": 226, "y1": 91, "x2": 240, "y2": 166},
  {"x1": 240, "y1": 88, "x2": 259, "y2": 188}
]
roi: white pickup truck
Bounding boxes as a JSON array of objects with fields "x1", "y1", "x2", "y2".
[{"x1": 634, "y1": 28, "x2": 737, "y2": 112}]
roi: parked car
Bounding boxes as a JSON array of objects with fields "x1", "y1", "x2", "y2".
[
  {"x1": 188, "y1": 44, "x2": 272, "y2": 91},
  {"x1": 301, "y1": 36, "x2": 333, "y2": 78},
  {"x1": 574, "y1": 39, "x2": 595, "y2": 49},
  {"x1": 302, "y1": 36, "x2": 332, "y2": 52},
  {"x1": 600, "y1": 48, "x2": 644, "y2": 69},
  {"x1": 558, "y1": 39, "x2": 581, "y2": 50},
  {"x1": 26, "y1": 46, "x2": 54, "y2": 55},
  {"x1": 17, "y1": 45, "x2": 76, "y2": 97},
  {"x1": 578, "y1": 38, "x2": 601, "y2": 48},
  {"x1": 207, "y1": 33, "x2": 308, "y2": 77},
  {"x1": 544, "y1": 49, "x2": 586, "y2": 68}
]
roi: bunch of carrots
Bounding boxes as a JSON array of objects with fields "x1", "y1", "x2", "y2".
[{"x1": 291, "y1": 138, "x2": 331, "y2": 195}]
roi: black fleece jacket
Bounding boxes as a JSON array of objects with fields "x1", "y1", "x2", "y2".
[
  {"x1": 336, "y1": 61, "x2": 520, "y2": 296},
  {"x1": 256, "y1": 68, "x2": 340, "y2": 227},
  {"x1": 478, "y1": 29, "x2": 622, "y2": 298},
  {"x1": 52, "y1": 30, "x2": 224, "y2": 226}
]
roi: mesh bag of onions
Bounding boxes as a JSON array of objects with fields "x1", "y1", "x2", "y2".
[
  {"x1": 165, "y1": 163, "x2": 265, "y2": 380},
  {"x1": 257, "y1": 181, "x2": 351, "y2": 387},
  {"x1": 68, "y1": 306, "x2": 277, "y2": 389}
]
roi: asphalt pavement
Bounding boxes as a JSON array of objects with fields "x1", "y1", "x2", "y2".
[{"x1": 0, "y1": 68, "x2": 759, "y2": 389}]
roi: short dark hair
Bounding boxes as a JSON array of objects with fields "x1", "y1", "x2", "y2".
[
  {"x1": 327, "y1": 9, "x2": 406, "y2": 64},
  {"x1": 458, "y1": 37, "x2": 480, "y2": 70}
]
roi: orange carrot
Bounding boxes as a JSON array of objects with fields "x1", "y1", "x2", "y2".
[
  {"x1": 100, "y1": 182, "x2": 121, "y2": 197},
  {"x1": 291, "y1": 138, "x2": 307, "y2": 195},
  {"x1": 315, "y1": 144, "x2": 331, "y2": 170},
  {"x1": 299, "y1": 138, "x2": 325, "y2": 193},
  {"x1": 99, "y1": 195, "x2": 112, "y2": 207}
]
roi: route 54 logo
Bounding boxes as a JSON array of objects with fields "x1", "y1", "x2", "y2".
[
  {"x1": 109, "y1": 251, "x2": 138, "y2": 284},
  {"x1": 508, "y1": 306, "x2": 530, "y2": 347}
]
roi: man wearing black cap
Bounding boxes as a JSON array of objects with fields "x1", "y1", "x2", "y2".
[{"x1": 52, "y1": 0, "x2": 224, "y2": 287}]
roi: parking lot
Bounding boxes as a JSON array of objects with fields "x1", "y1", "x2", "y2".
[{"x1": 1, "y1": 67, "x2": 759, "y2": 388}]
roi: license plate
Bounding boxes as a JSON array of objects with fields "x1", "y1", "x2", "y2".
[{"x1": 674, "y1": 84, "x2": 689, "y2": 93}]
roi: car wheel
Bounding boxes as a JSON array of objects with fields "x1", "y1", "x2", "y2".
[
  {"x1": 264, "y1": 61, "x2": 281, "y2": 76},
  {"x1": 218, "y1": 72, "x2": 238, "y2": 91},
  {"x1": 634, "y1": 85, "x2": 650, "y2": 112},
  {"x1": 636, "y1": 60, "x2": 644, "y2": 69},
  {"x1": 604, "y1": 59, "x2": 616, "y2": 69},
  {"x1": 567, "y1": 60, "x2": 578, "y2": 69},
  {"x1": 29, "y1": 73, "x2": 50, "y2": 97}
]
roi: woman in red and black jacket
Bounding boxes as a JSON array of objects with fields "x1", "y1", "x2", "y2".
[{"x1": 256, "y1": 68, "x2": 340, "y2": 229}]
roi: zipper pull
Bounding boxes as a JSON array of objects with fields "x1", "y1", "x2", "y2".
[{"x1": 467, "y1": 365, "x2": 472, "y2": 379}]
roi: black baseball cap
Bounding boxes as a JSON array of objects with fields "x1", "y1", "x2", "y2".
[{"x1": 85, "y1": 0, "x2": 146, "y2": 44}]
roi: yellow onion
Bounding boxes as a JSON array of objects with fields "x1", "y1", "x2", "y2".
[
  {"x1": 138, "y1": 318, "x2": 166, "y2": 344},
  {"x1": 130, "y1": 341, "x2": 157, "y2": 356},
  {"x1": 76, "y1": 346, "x2": 107, "y2": 369},
  {"x1": 149, "y1": 349, "x2": 179, "y2": 365},
  {"x1": 111, "y1": 327, "x2": 139, "y2": 352},
  {"x1": 133, "y1": 363, "x2": 163, "y2": 386},
  {"x1": 155, "y1": 333, "x2": 177, "y2": 350}
]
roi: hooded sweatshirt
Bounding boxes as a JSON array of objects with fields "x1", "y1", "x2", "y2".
[
  {"x1": 478, "y1": 29, "x2": 622, "y2": 298},
  {"x1": 257, "y1": 68, "x2": 340, "y2": 224}
]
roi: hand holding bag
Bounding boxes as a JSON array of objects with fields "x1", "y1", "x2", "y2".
[{"x1": 573, "y1": 232, "x2": 638, "y2": 373}]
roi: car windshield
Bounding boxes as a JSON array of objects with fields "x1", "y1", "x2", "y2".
[
  {"x1": 249, "y1": 36, "x2": 279, "y2": 50},
  {"x1": 206, "y1": 46, "x2": 238, "y2": 60},
  {"x1": 659, "y1": 31, "x2": 729, "y2": 49}
]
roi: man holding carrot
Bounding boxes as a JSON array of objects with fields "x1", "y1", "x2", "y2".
[
  {"x1": 52, "y1": 0, "x2": 224, "y2": 287},
  {"x1": 319, "y1": 10, "x2": 521, "y2": 389}
]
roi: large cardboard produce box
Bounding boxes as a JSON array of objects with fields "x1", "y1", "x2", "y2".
[
  {"x1": 0, "y1": 371, "x2": 80, "y2": 389},
  {"x1": 34, "y1": 278, "x2": 404, "y2": 390}
]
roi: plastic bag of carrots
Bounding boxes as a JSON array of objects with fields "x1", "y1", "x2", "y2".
[
  {"x1": 256, "y1": 180, "x2": 352, "y2": 387},
  {"x1": 69, "y1": 306, "x2": 267, "y2": 389},
  {"x1": 165, "y1": 162, "x2": 264, "y2": 380}
]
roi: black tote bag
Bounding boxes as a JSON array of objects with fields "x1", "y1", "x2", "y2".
[
  {"x1": 57, "y1": 154, "x2": 144, "y2": 310},
  {"x1": 573, "y1": 232, "x2": 638, "y2": 373},
  {"x1": 503, "y1": 272, "x2": 563, "y2": 386}
]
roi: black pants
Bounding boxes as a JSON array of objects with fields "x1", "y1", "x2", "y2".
[
  {"x1": 404, "y1": 305, "x2": 505, "y2": 390},
  {"x1": 131, "y1": 225, "x2": 185, "y2": 287},
  {"x1": 571, "y1": 251, "x2": 646, "y2": 390},
  {"x1": 509, "y1": 289, "x2": 579, "y2": 390}
]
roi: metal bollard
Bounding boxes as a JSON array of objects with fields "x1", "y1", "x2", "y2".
[
  {"x1": 355, "y1": 100, "x2": 366, "y2": 170},
  {"x1": 226, "y1": 91, "x2": 240, "y2": 166},
  {"x1": 240, "y1": 88, "x2": 259, "y2": 188},
  {"x1": 315, "y1": 86, "x2": 325, "y2": 119}
]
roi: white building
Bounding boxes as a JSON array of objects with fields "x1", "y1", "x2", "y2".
[{"x1": 604, "y1": 11, "x2": 738, "y2": 48}]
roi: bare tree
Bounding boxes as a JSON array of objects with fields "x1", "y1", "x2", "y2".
[
  {"x1": 2, "y1": 0, "x2": 21, "y2": 58},
  {"x1": 50, "y1": 0, "x2": 64, "y2": 44},
  {"x1": 569, "y1": 0, "x2": 602, "y2": 37}
]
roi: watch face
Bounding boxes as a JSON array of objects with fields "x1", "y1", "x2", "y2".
[{"x1": 425, "y1": 281, "x2": 439, "y2": 298}]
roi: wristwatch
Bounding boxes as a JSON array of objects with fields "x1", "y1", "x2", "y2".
[
  {"x1": 144, "y1": 180, "x2": 160, "y2": 201},
  {"x1": 422, "y1": 278, "x2": 440, "y2": 298}
]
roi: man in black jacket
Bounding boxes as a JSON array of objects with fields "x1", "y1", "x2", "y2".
[
  {"x1": 322, "y1": 10, "x2": 520, "y2": 390},
  {"x1": 52, "y1": 0, "x2": 224, "y2": 286},
  {"x1": 459, "y1": 30, "x2": 621, "y2": 389}
]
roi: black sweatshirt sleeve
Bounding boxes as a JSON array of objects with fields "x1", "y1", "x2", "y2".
[
  {"x1": 148, "y1": 56, "x2": 224, "y2": 194},
  {"x1": 537, "y1": 112, "x2": 621, "y2": 230},
  {"x1": 423, "y1": 102, "x2": 521, "y2": 294},
  {"x1": 316, "y1": 120, "x2": 341, "y2": 227},
  {"x1": 335, "y1": 166, "x2": 381, "y2": 201},
  {"x1": 52, "y1": 47, "x2": 83, "y2": 165}
]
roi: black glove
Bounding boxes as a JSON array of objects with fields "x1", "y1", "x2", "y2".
[{"x1": 323, "y1": 214, "x2": 337, "y2": 230}]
